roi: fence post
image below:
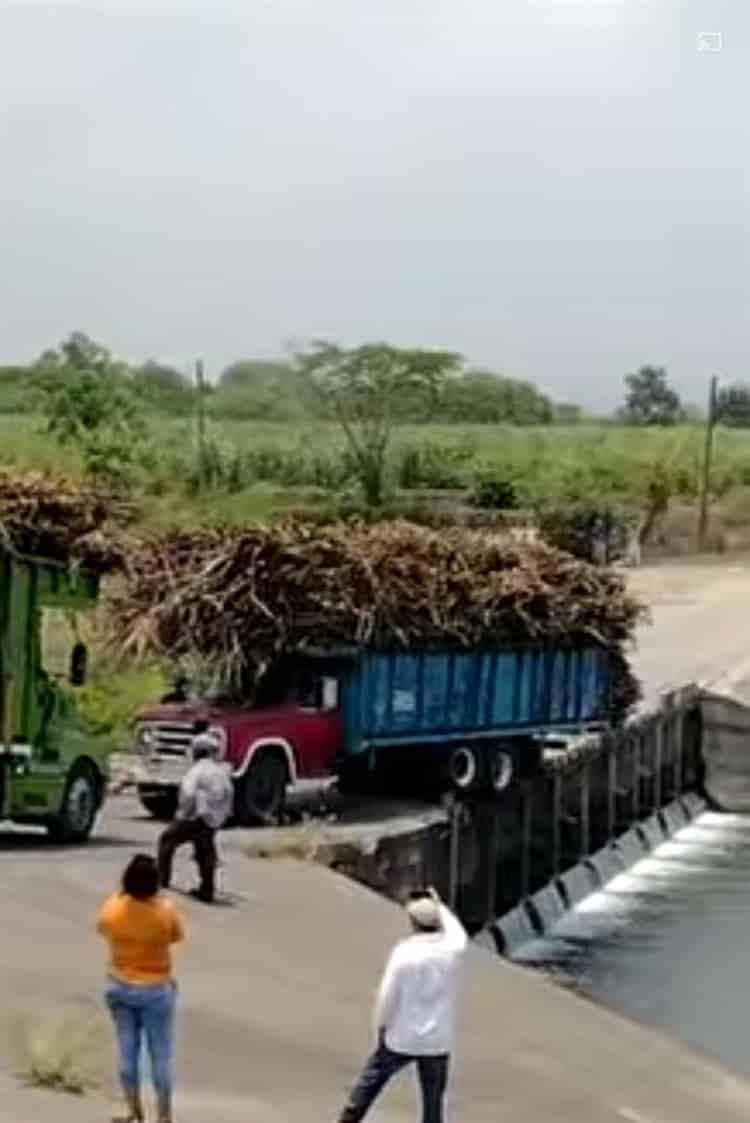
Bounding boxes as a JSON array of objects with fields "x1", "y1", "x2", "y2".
[
  {"x1": 654, "y1": 720, "x2": 663, "y2": 810},
  {"x1": 608, "y1": 743, "x2": 617, "y2": 840},
  {"x1": 674, "y1": 716, "x2": 685, "y2": 798},
  {"x1": 580, "y1": 760, "x2": 590, "y2": 859},
  {"x1": 552, "y1": 771, "x2": 562, "y2": 877},
  {"x1": 632, "y1": 735, "x2": 641, "y2": 820},
  {"x1": 521, "y1": 783, "x2": 533, "y2": 898}
]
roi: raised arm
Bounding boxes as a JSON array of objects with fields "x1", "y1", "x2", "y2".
[{"x1": 426, "y1": 888, "x2": 467, "y2": 953}]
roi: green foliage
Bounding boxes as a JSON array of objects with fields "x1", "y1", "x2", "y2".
[
  {"x1": 77, "y1": 664, "x2": 167, "y2": 751},
  {"x1": 621, "y1": 365, "x2": 683, "y2": 426},
  {"x1": 717, "y1": 383, "x2": 750, "y2": 428},
  {"x1": 212, "y1": 360, "x2": 307, "y2": 421},
  {"x1": 0, "y1": 366, "x2": 38, "y2": 414},
  {"x1": 469, "y1": 467, "x2": 520, "y2": 510},
  {"x1": 133, "y1": 361, "x2": 195, "y2": 415},
  {"x1": 36, "y1": 332, "x2": 145, "y2": 486},
  {"x1": 297, "y1": 342, "x2": 461, "y2": 506},
  {"x1": 438, "y1": 370, "x2": 554, "y2": 425},
  {"x1": 396, "y1": 439, "x2": 474, "y2": 490}
]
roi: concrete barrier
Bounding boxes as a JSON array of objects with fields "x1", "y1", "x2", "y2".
[{"x1": 701, "y1": 691, "x2": 750, "y2": 811}]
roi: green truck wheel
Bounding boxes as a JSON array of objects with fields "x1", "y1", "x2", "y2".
[{"x1": 47, "y1": 761, "x2": 102, "y2": 844}]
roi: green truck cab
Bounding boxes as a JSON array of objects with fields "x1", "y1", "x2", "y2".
[{"x1": 0, "y1": 552, "x2": 107, "y2": 842}]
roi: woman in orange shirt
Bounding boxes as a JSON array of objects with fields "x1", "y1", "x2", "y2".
[{"x1": 97, "y1": 854, "x2": 185, "y2": 1123}]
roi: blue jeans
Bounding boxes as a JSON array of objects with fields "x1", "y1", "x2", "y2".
[
  {"x1": 105, "y1": 979, "x2": 176, "y2": 1097},
  {"x1": 339, "y1": 1040, "x2": 449, "y2": 1123}
]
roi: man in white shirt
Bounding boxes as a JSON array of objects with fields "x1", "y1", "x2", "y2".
[
  {"x1": 157, "y1": 732, "x2": 234, "y2": 903},
  {"x1": 338, "y1": 887, "x2": 468, "y2": 1123}
]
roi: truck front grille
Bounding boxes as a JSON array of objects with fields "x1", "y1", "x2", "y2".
[{"x1": 144, "y1": 722, "x2": 195, "y2": 757}]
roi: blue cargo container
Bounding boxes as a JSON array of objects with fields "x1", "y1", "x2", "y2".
[{"x1": 340, "y1": 645, "x2": 612, "y2": 758}]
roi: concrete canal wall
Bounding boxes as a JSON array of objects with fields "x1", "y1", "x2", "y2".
[{"x1": 304, "y1": 683, "x2": 750, "y2": 937}]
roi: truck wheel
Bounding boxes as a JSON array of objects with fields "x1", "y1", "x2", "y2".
[
  {"x1": 235, "y1": 751, "x2": 289, "y2": 826},
  {"x1": 138, "y1": 790, "x2": 178, "y2": 821},
  {"x1": 47, "y1": 761, "x2": 101, "y2": 844},
  {"x1": 488, "y1": 747, "x2": 514, "y2": 793},
  {"x1": 448, "y1": 746, "x2": 479, "y2": 791}
]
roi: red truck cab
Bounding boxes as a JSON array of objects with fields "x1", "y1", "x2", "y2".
[{"x1": 131, "y1": 668, "x2": 343, "y2": 824}]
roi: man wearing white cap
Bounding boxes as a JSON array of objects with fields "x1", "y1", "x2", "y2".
[
  {"x1": 157, "y1": 732, "x2": 234, "y2": 903},
  {"x1": 338, "y1": 887, "x2": 467, "y2": 1123}
]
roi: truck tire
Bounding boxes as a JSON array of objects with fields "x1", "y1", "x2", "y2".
[
  {"x1": 47, "y1": 761, "x2": 101, "y2": 844},
  {"x1": 235, "y1": 750, "x2": 289, "y2": 826},
  {"x1": 448, "y1": 746, "x2": 479, "y2": 791},
  {"x1": 138, "y1": 789, "x2": 178, "y2": 821},
  {"x1": 488, "y1": 746, "x2": 514, "y2": 793}
]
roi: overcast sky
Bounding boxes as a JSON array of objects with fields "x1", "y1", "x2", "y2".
[{"x1": 0, "y1": 0, "x2": 747, "y2": 409}]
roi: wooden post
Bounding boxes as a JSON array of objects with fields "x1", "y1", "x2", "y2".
[
  {"x1": 698, "y1": 375, "x2": 719, "y2": 552},
  {"x1": 195, "y1": 358, "x2": 207, "y2": 492}
]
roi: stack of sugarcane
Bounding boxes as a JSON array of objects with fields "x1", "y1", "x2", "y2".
[
  {"x1": 110, "y1": 520, "x2": 646, "y2": 712},
  {"x1": 0, "y1": 470, "x2": 134, "y2": 571}
]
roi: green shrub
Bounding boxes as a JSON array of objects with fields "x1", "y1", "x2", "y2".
[
  {"x1": 396, "y1": 440, "x2": 473, "y2": 490},
  {"x1": 469, "y1": 471, "x2": 519, "y2": 510}
]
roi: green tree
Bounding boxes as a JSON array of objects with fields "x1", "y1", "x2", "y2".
[
  {"x1": 297, "y1": 342, "x2": 460, "y2": 506},
  {"x1": 213, "y1": 360, "x2": 305, "y2": 420},
  {"x1": 36, "y1": 332, "x2": 144, "y2": 486},
  {"x1": 553, "y1": 402, "x2": 584, "y2": 425},
  {"x1": 716, "y1": 383, "x2": 750, "y2": 428},
  {"x1": 134, "y1": 362, "x2": 195, "y2": 415},
  {"x1": 621, "y1": 365, "x2": 682, "y2": 426},
  {"x1": 0, "y1": 366, "x2": 36, "y2": 414},
  {"x1": 437, "y1": 371, "x2": 554, "y2": 424}
]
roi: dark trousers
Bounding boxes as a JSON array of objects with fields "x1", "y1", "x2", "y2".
[
  {"x1": 339, "y1": 1041, "x2": 449, "y2": 1123},
  {"x1": 157, "y1": 818, "x2": 217, "y2": 899}
]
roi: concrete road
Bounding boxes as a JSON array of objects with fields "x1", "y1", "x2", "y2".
[
  {"x1": 6, "y1": 558, "x2": 750, "y2": 1120},
  {"x1": 629, "y1": 557, "x2": 750, "y2": 706},
  {"x1": 3, "y1": 795, "x2": 750, "y2": 1123}
]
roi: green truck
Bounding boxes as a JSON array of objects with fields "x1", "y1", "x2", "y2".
[{"x1": 0, "y1": 550, "x2": 107, "y2": 842}]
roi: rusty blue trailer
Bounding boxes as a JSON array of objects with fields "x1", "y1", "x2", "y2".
[{"x1": 336, "y1": 645, "x2": 613, "y2": 790}]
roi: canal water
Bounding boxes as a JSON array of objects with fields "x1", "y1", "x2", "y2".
[{"x1": 511, "y1": 808, "x2": 750, "y2": 1077}]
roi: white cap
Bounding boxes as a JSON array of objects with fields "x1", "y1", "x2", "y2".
[
  {"x1": 192, "y1": 732, "x2": 221, "y2": 758},
  {"x1": 406, "y1": 896, "x2": 442, "y2": 931}
]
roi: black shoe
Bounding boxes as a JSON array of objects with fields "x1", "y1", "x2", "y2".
[{"x1": 189, "y1": 888, "x2": 214, "y2": 904}]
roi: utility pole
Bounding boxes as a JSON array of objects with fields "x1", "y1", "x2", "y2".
[
  {"x1": 195, "y1": 359, "x2": 207, "y2": 492},
  {"x1": 697, "y1": 375, "x2": 719, "y2": 552}
]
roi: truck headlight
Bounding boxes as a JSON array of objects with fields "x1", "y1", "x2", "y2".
[{"x1": 136, "y1": 725, "x2": 154, "y2": 754}]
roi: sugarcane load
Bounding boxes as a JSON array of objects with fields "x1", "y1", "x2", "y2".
[{"x1": 113, "y1": 520, "x2": 645, "y2": 824}]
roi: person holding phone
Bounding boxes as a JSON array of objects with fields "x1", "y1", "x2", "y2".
[{"x1": 338, "y1": 886, "x2": 468, "y2": 1123}]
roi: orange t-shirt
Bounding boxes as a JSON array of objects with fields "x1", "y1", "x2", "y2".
[{"x1": 97, "y1": 894, "x2": 185, "y2": 986}]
